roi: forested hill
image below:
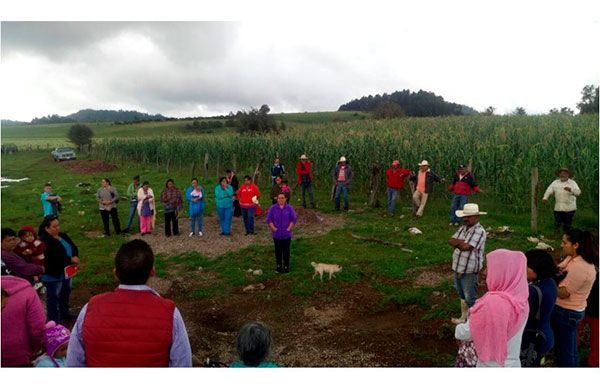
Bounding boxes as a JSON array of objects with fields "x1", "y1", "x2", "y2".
[
  {"x1": 338, "y1": 89, "x2": 478, "y2": 116},
  {"x1": 30, "y1": 109, "x2": 168, "y2": 124}
]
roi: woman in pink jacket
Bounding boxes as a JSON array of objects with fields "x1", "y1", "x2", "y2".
[{"x1": 1, "y1": 275, "x2": 46, "y2": 366}]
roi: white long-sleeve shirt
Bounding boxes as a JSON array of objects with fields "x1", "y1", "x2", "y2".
[{"x1": 542, "y1": 179, "x2": 580, "y2": 212}]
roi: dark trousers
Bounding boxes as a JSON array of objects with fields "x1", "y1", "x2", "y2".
[
  {"x1": 274, "y1": 238, "x2": 291, "y2": 273},
  {"x1": 241, "y1": 207, "x2": 256, "y2": 234},
  {"x1": 301, "y1": 182, "x2": 315, "y2": 208},
  {"x1": 554, "y1": 211, "x2": 575, "y2": 232},
  {"x1": 164, "y1": 212, "x2": 179, "y2": 236},
  {"x1": 43, "y1": 278, "x2": 72, "y2": 323},
  {"x1": 100, "y1": 208, "x2": 121, "y2": 235}
]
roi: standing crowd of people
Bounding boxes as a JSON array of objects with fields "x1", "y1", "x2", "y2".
[{"x1": 1, "y1": 153, "x2": 597, "y2": 368}]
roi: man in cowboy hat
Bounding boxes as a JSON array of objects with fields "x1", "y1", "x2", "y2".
[
  {"x1": 296, "y1": 154, "x2": 316, "y2": 209},
  {"x1": 448, "y1": 203, "x2": 487, "y2": 324},
  {"x1": 408, "y1": 160, "x2": 443, "y2": 218},
  {"x1": 386, "y1": 160, "x2": 412, "y2": 215},
  {"x1": 332, "y1": 156, "x2": 353, "y2": 211},
  {"x1": 542, "y1": 167, "x2": 581, "y2": 235}
]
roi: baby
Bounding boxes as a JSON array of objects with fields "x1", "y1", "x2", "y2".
[
  {"x1": 280, "y1": 180, "x2": 291, "y2": 203},
  {"x1": 14, "y1": 225, "x2": 45, "y2": 291},
  {"x1": 34, "y1": 321, "x2": 70, "y2": 367}
]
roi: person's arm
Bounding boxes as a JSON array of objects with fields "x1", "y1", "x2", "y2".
[
  {"x1": 111, "y1": 187, "x2": 119, "y2": 204},
  {"x1": 346, "y1": 167, "x2": 353, "y2": 186},
  {"x1": 169, "y1": 308, "x2": 192, "y2": 367},
  {"x1": 455, "y1": 321, "x2": 473, "y2": 341},
  {"x1": 557, "y1": 286, "x2": 570, "y2": 299},
  {"x1": 448, "y1": 238, "x2": 473, "y2": 251},
  {"x1": 287, "y1": 208, "x2": 297, "y2": 231},
  {"x1": 570, "y1": 180, "x2": 581, "y2": 196},
  {"x1": 62, "y1": 233, "x2": 79, "y2": 261},
  {"x1": 66, "y1": 304, "x2": 88, "y2": 367},
  {"x1": 432, "y1": 171, "x2": 443, "y2": 183},
  {"x1": 96, "y1": 189, "x2": 103, "y2": 204},
  {"x1": 542, "y1": 182, "x2": 555, "y2": 202},
  {"x1": 2, "y1": 252, "x2": 44, "y2": 276}
]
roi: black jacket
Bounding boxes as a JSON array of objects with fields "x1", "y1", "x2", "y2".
[
  {"x1": 40, "y1": 232, "x2": 78, "y2": 277},
  {"x1": 409, "y1": 169, "x2": 442, "y2": 193}
]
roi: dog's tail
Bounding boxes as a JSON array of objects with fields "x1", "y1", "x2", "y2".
[{"x1": 310, "y1": 261, "x2": 317, "y2": 268}]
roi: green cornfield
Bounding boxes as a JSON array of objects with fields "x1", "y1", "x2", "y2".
[{"x1": 93, "y1": 115, "x2": 599, "y2": 210}]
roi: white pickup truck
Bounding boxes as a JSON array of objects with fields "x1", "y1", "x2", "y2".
[{"x1": 51, "y1": 147, "x2": 77, "y2": 162}]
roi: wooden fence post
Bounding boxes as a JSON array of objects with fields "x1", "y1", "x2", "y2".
[
  {"x1": 191, "y1": 160, "x2": 197, "y2": 179},
  {"x1": 531, "y1": 167, "x2": 539, "y2": 233},
  {"x1": 204, "y1": 153, "x2": 209, "y2": 180},
  {"x1": 232, "y1": 154, "x2": 237, "y2": 172},
  {"x1": 368, "y1": 162, "x2": 381, "y2": 208}
]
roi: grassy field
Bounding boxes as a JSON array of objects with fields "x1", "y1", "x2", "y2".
[
  {"x1": 0, "y1": 111, "x2": 370, "y2": 148},
  {"x1": 1, "y1": 147, "x2": 597, "y2": 365},
  {"x1": 2, "y1": 113, "x2": 598, "y2": 366}
]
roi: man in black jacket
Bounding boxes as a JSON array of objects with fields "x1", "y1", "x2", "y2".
[{"x1": 409, "y1": 160, "x2": 443, "y2": 218}]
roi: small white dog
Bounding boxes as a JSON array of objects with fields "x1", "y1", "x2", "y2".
[{"x1": 311, "y1": 262, "x2": 342, "y2": 281}]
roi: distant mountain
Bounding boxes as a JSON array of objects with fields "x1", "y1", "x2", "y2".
[
  {"x1": 338, "y1": 89, "x2": 478, "y2": 117},
  {"x1": 30, "y1": 109, "x2": 169, "y2": 124},
  {"x1": 1, "y1": 119, "x2": 29, "y2": 126}
]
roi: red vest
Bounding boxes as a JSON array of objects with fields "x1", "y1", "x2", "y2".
[{"x1": 82, "y1": 289, "x2": 175, "y2": 367}]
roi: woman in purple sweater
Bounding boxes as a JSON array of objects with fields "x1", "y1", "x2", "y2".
[{"x1": 266, "y1": 193, "x2": 297, "y2": 274}]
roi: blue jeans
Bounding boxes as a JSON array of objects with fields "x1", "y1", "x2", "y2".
[
  {"x1": 190, "y1": 212, "x2": 204, "y2": 234},
  {"x1": 449, "y1": 195, "x2": 469, "y2": 223},
  {"x1": 217, "y1": 206, "x2": 233, "y2": 234},
  {"x1": 335, "y1": 184, "x2": 349, "y2": 209},
  {"x1": 43, "y1": 276, "x2": 72, "y2": 323},
  {"x1": 453, "y1": 272, "x2": 479, "y2": 307},
  {"x1": 387, "y1": 188, "x2": 399, "y2": 214},
  {"x1": 551, "y1": 305, "x2": 585, "y2": 367},
  {"x1": 241, "y1": 206, "x2": 256, "y2": 234},
  {"x1": 125, "y1": 200, "x2": 138, "y2": 232}
]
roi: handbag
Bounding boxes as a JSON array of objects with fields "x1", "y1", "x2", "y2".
[
  {"x1": 455, "y1": 340, "x2": 477, "y2": 367},
  {"x1": 520, "y1": 284, "x2": 546, "y2": 367}
]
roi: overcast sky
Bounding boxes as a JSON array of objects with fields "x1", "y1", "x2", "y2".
[{"x1": 1, "y1": 1, "x2": 599, "y2": 121}]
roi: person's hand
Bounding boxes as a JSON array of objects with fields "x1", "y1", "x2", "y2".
[
  {"x1": 542, "y1": 199, "x2": 548, "y2": 204},
  {"x1": 24, "y1": 249, "x2": 32, "y2": 255},
  {"x1": 286, "y1": 227, "x2": 292, "y2": 232},
  {"x1": 71, "y1": 256, "x2": 80, "y2": 264},
  {"x1": 57, "y1": 196, "x2": 62, "y2": 202},
  {"x1": 270, "y1": 225, "x2": 278, "y2": 232},
  {"x1": 563, "y1": 186, "x2": 572, "y2": 192}
]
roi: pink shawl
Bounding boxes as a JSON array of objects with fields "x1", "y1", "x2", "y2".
[{"x1": 469, "y1": 249, "x2": 529, "y2": 366}]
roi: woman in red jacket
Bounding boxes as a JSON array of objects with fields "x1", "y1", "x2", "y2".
[{"x1": 237, "y1": 176, "x2": 261, "y2": 235}]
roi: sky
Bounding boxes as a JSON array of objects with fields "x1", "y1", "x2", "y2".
[{"x1": 1, "y1": 0, "x2": 599, "y2": 121}]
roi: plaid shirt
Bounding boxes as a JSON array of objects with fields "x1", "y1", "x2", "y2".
[
  {"x1": 451, "y1": 222, "x2": 486, "y2": 274},
  {"x1": 160, "y1": 187, "x2": 183, "y2": 213}
]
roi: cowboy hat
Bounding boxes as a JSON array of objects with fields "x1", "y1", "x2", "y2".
[
  {"x1": 339, "y1": 156, "x2": 347, "y2": 162},
  {"x1": 555, "y1": 167, "x2": 573, "y2": 177},
  {"x1": 455, "y1": 203, "x2": 487, "y2": 217},
  {"x1": 418, "y1": 160, "x2": 430, "y2": 166},
  {"x1": 300, "y1": 154, "x2": 308, "y2": 160}
]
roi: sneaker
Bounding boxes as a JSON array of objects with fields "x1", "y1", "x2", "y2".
[
  {"x1": 189, "y1": 232, "x2": 195, "y2": 237},
  {"x1": 449, "y1": 223, "x2": 454, "y2": 226},
  {"x1": 198, "y1": 231, "x2": 203, "y2": 237}
]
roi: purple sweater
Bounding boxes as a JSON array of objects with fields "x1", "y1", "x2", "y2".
[
  {"x1": 1, "y1": 276, "x2": 46, "y2": 366},
  {"x1": 1, "y1": 249, "x2": 44, "y2": 283},
  {"x1": 266, "y1": 203, "x2": 297, "y2": 239}
]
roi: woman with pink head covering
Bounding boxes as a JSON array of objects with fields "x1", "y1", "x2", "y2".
[{"x1": 455, "y1": 249, "x2": 530, "y2": 367}]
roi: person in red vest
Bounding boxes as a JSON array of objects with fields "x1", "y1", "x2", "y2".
[
  {"x1": 385, "y1": 160, "x2": 412, "y2": 215},
  {"x1": 66, "y1": 239, "x2": 191, "y2": 367},
  {"x1": 236, "y1": 176, "x2": 261, "y2": 235}
]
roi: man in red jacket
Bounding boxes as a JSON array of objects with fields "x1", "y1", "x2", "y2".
[
  {"x1": 237, "y1": 176, "x2": 261, "y2": 235},
  {"x1": 296, "y1": 154, "x2": 316, "y2": 209},
  {"x1": 385, "y1": 160, "x2": 412, "y2": 215},
  {"x1": 447, "y1": 164, "x2": 482, "y2": 226},
  {"x1": 66, "y1": 239, "x2": 191, "y2": 367}
]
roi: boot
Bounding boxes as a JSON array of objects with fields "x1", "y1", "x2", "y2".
[{"x1": 451, "y1": 299, "x2": 469, "y2": 324}]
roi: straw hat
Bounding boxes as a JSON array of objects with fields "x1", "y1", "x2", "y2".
[
  {"x1": 455, "y1": 203, "x2": 487, "y2": 217},
  {"x1": 300, "y1": 154, "x2": 308, "y2": 160},
  {"x1": 555, "y1": 167, "x2": 573, "y2": 178},
  {"x1": 339, "y1": 156, "x2": 347, "y2": 163},
  {"x1": 418, "y1": 160, "x2": 430, "y2": 166}
]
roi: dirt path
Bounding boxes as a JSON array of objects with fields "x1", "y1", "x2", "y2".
[{"x1": 132, "y1": 208, "x2": 343, "y2": 258}]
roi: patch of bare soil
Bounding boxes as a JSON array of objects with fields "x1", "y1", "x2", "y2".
[
  {"x1": 62, "y1": 160, "x2": 118, "y2": 174},
  {"x1": 407, "y1": 263, "x2": 453, "y2": 287},
  {"x1": 135, "y1": 209, "x2": 343, "y2": 258}
]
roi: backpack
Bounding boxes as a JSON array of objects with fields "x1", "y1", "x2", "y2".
[{"x1": 520, "y1": 284, "x2": 546, "y2": 367}]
